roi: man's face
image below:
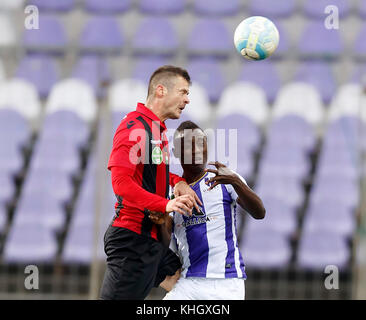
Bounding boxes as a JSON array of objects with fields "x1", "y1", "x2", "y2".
[
  {"x1": 163, "y1": 76, "x2": 190, "y2": 120},
  {"x1": 174, "y1": 128, "x2": 208, "y2": 170}
]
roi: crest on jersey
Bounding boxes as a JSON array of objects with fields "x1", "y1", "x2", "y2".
[{"x1": 152, "y1": 146, "x2": 163, "y2": 165}]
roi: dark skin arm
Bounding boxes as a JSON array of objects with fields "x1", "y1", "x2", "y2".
[
  {"x1": 205, "y1": 161, "x2": 266, "y2": 220},
  {"x1": 149, "y1": 212, "x2": 180, "y2": 292},
  {"x1": 149, "y1": 212, "x2": 174, "y2": 247}
]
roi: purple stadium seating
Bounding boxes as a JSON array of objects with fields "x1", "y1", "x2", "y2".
[
  {"x1": 238, "y1": 60, "x2": 281, "y2": 103},
  {"x1": 255, "y1": 175, "x2": 304, "y2": 211},
  {"x1": 187, "y1": 19, "x2": 232, "y2": 58},
  {"x1": 240, "y1": 229, "x2": 291, "y2": 268},
  {"x1": 360, "y1": 1, "x2": 366, "y2": 19},
  {"x1": 14, "y1": 192, "x2": 66, "y2": 232},
  {"x1": 0, "y1": 109, "x2": 30, "y2": 147},
  {"x1": 353, "y1": 24, "x2": 366, "y2": 60},
  {"x1": 297, "y1": 231, "x2": 350, "y2": 270},
  {"x1": 266, "y1": 115, "x2": 316, "y2": 153},
  {"x1": 214, "y1": 113, "x2": 260, "y2": 178},
  {"x1": 215, "y1": 113, "x2": 260, "y2": 153},
  {"x1": 79, "y1": 16, "x2": 124, "y2": 54},
  {"x1": 15, "y1": 54, "x2": 60, "y2": 98},
  {"x1": 30, "y1": 140, "x2": 81, "y2": 175},
  {"x1": 0, "y1": 173, "x2": 14, "y2": 205},
  {"x1": 71, "y1": 55, "x2": 111, "y2": 98},
  {"x1": 84, "y1": 0, "x2": 131, "y2": 14},
  {"x1": 0, "y1": 204, "x2": 6, "y2": 233},
  {"x1": 3, "y1": 223, "x2": 57, "y2": 263},
  {"x1": 193, "y1": 0, "x2": 240, "y2": 16},
  {"x1": 139, "y1": 0, "x2": 186, "y2": 15},
  {"x1": 23, "y1": 15, "x2": 67, "y2": 54},
  {"x1": 39, "y1": 113, "x2": 89, "y2": 149},
  {"x1": 244, "y1": 197, "x2": 297, "y2": 237},
  {"x1": 323, "y1": 116, "x2": 360, "y2": 149},
  {"x1": 62, "y1": 224, "x2": 106, "y2": 264},
  {"x1": 259, "y1": 146, "x2": 311, "y2": 181},
  {"x1": 131, "y1": 57, "x2": 169, "y2": 84},
  {"x1": 249, "y1": 0, "x2": 296, "y2": 18},
  {"x1": 0, "y1": 143, "x2": 24, "y2": 175},
  {"x1": 187, "y1": 58, "x2": 226, "y2": 103},
  {"x1": 132, "y1": 18, "x2": 178, "y2": 57},
  {"x1": 303, "y1": 0, "x2": 350, "y2": 19},
  {"x1": 294, "y1": 61, "x2": 336, "y2": 104},
  {"x1": 22, "y1": 168, "x2": 74, "y2": 205},
  {"x1": 298, "y1": 21, "x2": 343, "y2": 59},
  {"x1": 304, "y1": 201, "x2": 356, "y2": 238},
  {"x1": 310, "y1": 175, "x2": 359, "y2": 210},
  {"x1": 28, "y1": 0, "x2": 75, "y2": 12}
]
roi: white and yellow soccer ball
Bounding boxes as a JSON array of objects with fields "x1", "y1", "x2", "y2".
[{"x1": 234, "y1": 16, "x2": 280, "y2": 60}]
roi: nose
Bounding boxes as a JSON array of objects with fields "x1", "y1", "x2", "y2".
[{"x1": 185, "y1": 95, "x2": 190, "y2": 104}]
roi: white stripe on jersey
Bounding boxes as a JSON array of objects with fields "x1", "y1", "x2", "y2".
[{"x1": 171, "y1": 171, "x2": 247, "y2": 279}]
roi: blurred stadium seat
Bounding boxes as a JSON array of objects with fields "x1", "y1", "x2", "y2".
[
  {"x1": 46, "y1": 79, "x2": 97, "y2": 122},
  {"x1": 217, "y1": 82, "x2": 269, "y2": 126},
  {"x1": 249, "y1": 0, "x2": 296, "y2": 18},
  {"x1": 187, "y1": 57, "x2": 226, "y2": 103},
  {"x1": 132, "y1": 17, "x2": 178, "y2": 57},
  {"x1": 84, "y1": 0, "x2": 132, "y2": 14},
  {"x1": 237, "y1": 60, "x2": 281, "y2": 103},
  {"x1": 28, "y1": 0, "x2": 76, "y2": 12},
  {"x1": 0, "y1": 79, "x2": 41, "y2": 120},
  {"x1": 193, "y1": 0, "x2": 240, "y2": 16},
  {"x1": 79, "y1": 16, "x2": 124, "y2": 54},
  {"x1": 71, "y1": 55, "x2": 111, "y2": 99},
  {"x1": 15, "y1": 54, "x2": 60, "y2": 99},
  {"x1": 298, "y1": 20, "x2": 343, "y2": 60},
  {"x1": 187, "y1": 19, "x2": 232, "y2": 58},
  {"x1": 272, "y1": 82, "x2": 325, "y2": 126},
  {"x1": 139, "y1": 0, "x2": 186, "y2": 15},
  {"x1": 22, "y1": 14, "x2": 67, "y2": 55},
  {"x1": 0, "y1": 13, "x2": 16, "y2": 47},
  {"x1": 293, "y1": 61, "x2": 337, "y2": 104}
]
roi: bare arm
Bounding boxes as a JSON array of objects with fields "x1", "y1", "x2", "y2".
[{"x1": 205, "y1": 161, "x2": 266, "y2": 220}]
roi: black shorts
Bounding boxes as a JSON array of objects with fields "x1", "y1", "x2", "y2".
[{"x1": 99, "y1": 225, "x2": 181, "y2": 300}]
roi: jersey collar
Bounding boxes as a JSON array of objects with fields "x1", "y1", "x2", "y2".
[{"x1": 136, "y1": 103, "x2": 167, "y2": 131}]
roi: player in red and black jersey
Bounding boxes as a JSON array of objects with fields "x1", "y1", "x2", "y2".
[{"x1": 99, "y1": 66, "x2": 202, "y2": 300}]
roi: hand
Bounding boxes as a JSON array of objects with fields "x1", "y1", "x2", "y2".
[
  {"x1": 148, "y1": 211, "x2": 166, "y2": 225},
  {"x1": 204, "y1": 161, "x2": 239, "y2": 190},
  {"x1": 174, "y1": 181, "x2": 202, "y2": 211},
  {"x1": 166, "y1": 194, "x2": 194, "y2": 216}
]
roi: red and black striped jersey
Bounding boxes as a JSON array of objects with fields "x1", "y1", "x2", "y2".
[{"x1": 108, "y1": 103, "x2": 183, "y2": 240}]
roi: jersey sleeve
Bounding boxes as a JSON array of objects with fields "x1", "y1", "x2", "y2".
[
  {"x1": 225, "y1": 170, "x2": 248, "y2": 203},
  {"x1": 107, "y1": 118, "x2": 146, "y2": 171}
]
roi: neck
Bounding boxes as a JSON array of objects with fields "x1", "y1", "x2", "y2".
[
  {"x1": 182, "y1": 166, "x2": 206, "y2": 185},
  {"x1": 145, "y1": 100, "x2": 166, "y2": 123}
]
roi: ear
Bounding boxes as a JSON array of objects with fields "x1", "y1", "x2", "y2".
[{"x1": 155, "y1": 84, "x2": 166, "y2": 98}]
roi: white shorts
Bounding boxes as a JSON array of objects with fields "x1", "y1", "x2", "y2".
[{"x1": 163, "y1": 277, "x2": 245, "y2": 300}]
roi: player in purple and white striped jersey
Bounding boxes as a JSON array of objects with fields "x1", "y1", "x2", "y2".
[{"x1": 150, "y1": 120, "x2": 265, "y2": 300}]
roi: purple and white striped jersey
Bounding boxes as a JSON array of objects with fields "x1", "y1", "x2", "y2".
[{"x1": 170, "y1": 171, "x2": 247, "y2": 279}]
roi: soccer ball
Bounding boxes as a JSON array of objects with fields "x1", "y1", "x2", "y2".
[{"x1": 234, "y1": 16, "x2": 280, "y2": 60}]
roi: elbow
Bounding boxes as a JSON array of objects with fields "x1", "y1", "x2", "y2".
[{"x1": 253, "y1": 205, "x2": 266, "y2": 220}]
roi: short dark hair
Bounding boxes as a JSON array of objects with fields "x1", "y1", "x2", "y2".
[
  {"x1": 147, "y1": 65, "x2": 191, "y2": 97},
  {"x1": 174, "y1": 120, "x2": 204, "y2": 140}
]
